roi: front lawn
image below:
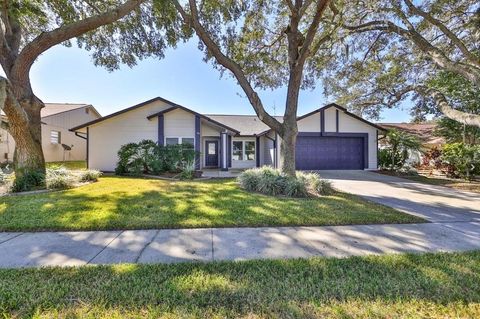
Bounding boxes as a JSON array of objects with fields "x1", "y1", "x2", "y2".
[
  {"x1": 0, "y1": 176, "x2": 423, "y2": 231},
  {"x1": 1, "y1": 251, "x2": 479, "y2": 318},
  {"x1": 46, "y1": 160, "x2": 87, "y2": 170}
]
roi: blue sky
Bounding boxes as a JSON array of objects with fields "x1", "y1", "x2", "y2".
[{"x1": 27, "y1": 39, "x2": 410, "y2": 122}]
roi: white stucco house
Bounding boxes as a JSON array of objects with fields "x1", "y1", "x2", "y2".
[
  {"x1": 0, "y1": 103, "x2": 101, "y2": 163},
  {"x1": 70, "y1": 97, "x2": 385, "y2": 172}
]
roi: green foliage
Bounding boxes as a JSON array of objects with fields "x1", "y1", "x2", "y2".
[
  {"x1": 11, "y1": 170, "x2": 45, "y2": 192},
  {"x1": 441, "y1": 143, "x2": 480, "y2": 180},
  {"x1": 0, "y1": 177, "x2": 419, "y2": 231},
  {"x1": 283, "y1": 177, "x2": 309, "y2": 197},
  {"x1": 115, "y1": 139, "x2": 198, "y2": 177},
  {"x1": 435, "y1": 117, "x2": 480, "y2": 145},
  {"x1": 322, "y1": 2, "x2": 478, "y2": 123},
  {"x1": 381, "y1": 129, "x2": 421, "y2": 170},
  {"x1": 5, "y1": 0, "x2": 189, "y2": 72},
  {"x1": 45, "y1": 167, "x2": 103, "y2": 190},
  {"x1": 46, "y1": 167, "x2": 76, "y2": 190},
  {"x1": 238, "y1": 167, "x2": 333, "y2": 197},
  {"x1": 79, "y1": 170, "x2": 102, "y2": 182}
]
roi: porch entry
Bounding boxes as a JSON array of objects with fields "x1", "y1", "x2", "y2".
[{"x1": 205, "y1": 140, "x2": 219, "y2": 167}]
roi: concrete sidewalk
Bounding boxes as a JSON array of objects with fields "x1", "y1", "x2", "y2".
[{"x1": 1, "y1": 221, "x2": 479, "y2": 268}]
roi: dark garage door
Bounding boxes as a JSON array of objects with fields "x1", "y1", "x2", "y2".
[{"x1": 295, "y1": 136, "x2": 364, "y2": 170}]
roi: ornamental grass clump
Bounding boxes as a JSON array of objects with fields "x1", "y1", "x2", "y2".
[{"x1": 238, "y1": 167, "x2": 333, "y2": 198}]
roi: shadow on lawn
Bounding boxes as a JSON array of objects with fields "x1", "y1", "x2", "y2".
[
  {"x1": 2, "y1": 251, "x2": 480, "y2": 317},
  {"x1": 0, "y1": 176, "x2": 418, "y2": 231}
]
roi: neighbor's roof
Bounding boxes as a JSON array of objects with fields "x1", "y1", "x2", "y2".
[
  {"x1": 41, "y1": 103, "x2": 96, "y2": 117},
  {"x1": 206, "y1": 114, "x2": 284, "y2": 136},
  {"x1": 379, "y1": 123, "x2": 445, "y2": 145},
  {"x1": 1, "y1": 103, "x2": 100, "y2": 119}
]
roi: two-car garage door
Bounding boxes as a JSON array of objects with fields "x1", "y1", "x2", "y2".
[{"x1": 295, "y1": 136, "x2": 365, "y2": 170}]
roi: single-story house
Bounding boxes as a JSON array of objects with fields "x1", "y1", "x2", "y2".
[
  {"x1": 379, "y1": 122, "x2": 445, "y2": 165},
  {"x1": 71, "y1": 97, "x2": 385, "y2": 172},
  {"x1": 0, "y1": 103, "x2": 101, "y2": 163}
]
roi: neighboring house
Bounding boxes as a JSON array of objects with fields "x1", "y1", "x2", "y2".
[
  {"x1": 71, "y1": 97, "x2": 385, "y2": 172},
  {"x1": 0, "y1": 103, "x2": 101, "y2": 163},
  {"x1": 379, "y1": 122, "x2": 445, "y2": 164}
]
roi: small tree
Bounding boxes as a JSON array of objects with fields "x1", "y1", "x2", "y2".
[{"x1": 383, "y1": 129, "x2": 421, "y2": 169}]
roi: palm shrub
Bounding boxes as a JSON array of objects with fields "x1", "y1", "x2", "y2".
[{"x1": 382, "y1": 129, "x2": 421, "y2": 170}]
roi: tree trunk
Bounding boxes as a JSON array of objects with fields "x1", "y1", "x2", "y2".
[
  {"x1": 11, "y1": 108, "x2": 45, "y2": 180},
  {"x1": 1, "y1": 81, "x2": 46, "y2": 185},
  {"x1": 279, "y1": 126, "x2": 298, "y2": 177}
]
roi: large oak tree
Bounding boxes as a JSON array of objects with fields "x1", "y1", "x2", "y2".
[
  {"x1": 0, "y1": 0, "x2": 179, "y2": 186},
  {"x1": 324, "y1": 0, "x2": 480, "y2": 126},
  {"x1": 170, "y1": 0, "x2": 339, "y2": 176}
]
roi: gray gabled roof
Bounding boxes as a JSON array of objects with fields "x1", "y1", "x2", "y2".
[{"x1": 205, "y1": 114, "x2": 283, "y2": 136}]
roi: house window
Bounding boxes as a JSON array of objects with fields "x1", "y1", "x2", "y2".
[
  {"x1": 232, "y1": 141, "x2": 243, "y2": 160},
  {"x1": 208, "y1": 143, "x2": 216, "y2": 155},
  {"x1": 181, "y1": 138, "x2": 195, "y2": 149},
  {"x1": 165, "y1": 137, "x2": 179, "y2": 145},
  {"x1": 165, "y1": 137, "x2": 195, "y2": 148},
  {"x1": 245, "y1": 141, "x2": 256, "y2": 160},
  {"x1": 50, "y1": 130, "x2": 61, "y2": 144},
  {"x1": 232, "y1": 140, "x2": 255, "y2": 161}
]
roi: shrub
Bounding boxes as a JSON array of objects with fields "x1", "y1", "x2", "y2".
[
  {"x1": 79, "y1": 169, "x2": 102, "y2": 182},
  {"x1": 422, "y1": 147, "x2": 443, "y2": 168},
  {"x1": 178, "y1": 160, "x2": 195, "y2": 180},
  {"x1": 11, "y1": 170, "x2": 45, "y2": 192},
  {"x1": 441, "y1": 143, "x2": 480, "y2": 180},
  {"x1": 284, "y1": 177, "x2": 308, "y2": 197},
  {"x1": 309, "y1": 177, "x2": 334, "y2": 195},
  {"x1": 380, "y1": 129, "x2": 422, "y2": 170},
  {"x1": 237, "y1": 167, "x2": 334, "y2": 198},
  {"x1": 237, "y1": 169, "x2": 261, "y2": 191},
  {"x1": 46, "y1": 174, "x2": 75, "y2": 189},
  {"x1": 115, "y1": 140, "x2": 199, "y2": 178},
  {"x1": 115, "y1": 142, "x2": 146, "y2": 176},
  {"x1": 257, "y1": 169, "x2": 285, "y2": 196},
  {"x1": 378, "y1": 148, "x2": 406, "y2": 170}
]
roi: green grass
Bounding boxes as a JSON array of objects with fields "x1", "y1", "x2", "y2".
[
  {"x1": 0, "y1": 176, "x2": 423, "y2": 231},
  {"x1": 1, "y1": 251, "x2": 479, "y2": 318},
  {"x1": 46, "y1": 160, "x2": 87, "y2": 170}
]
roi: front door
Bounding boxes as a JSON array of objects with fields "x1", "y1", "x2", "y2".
[{"x1": 205, "y1": 140, "x2": 219, "y2": 167}]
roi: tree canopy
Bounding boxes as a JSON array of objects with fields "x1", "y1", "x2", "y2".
[{"x1": 322, "y1": 0, "x2": 480, "y2": 126}]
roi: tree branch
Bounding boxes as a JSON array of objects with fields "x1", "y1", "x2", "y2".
[
  {"x1": 297, "y1": 0, "x2": 330, "y2": 67},
  {"x1": 11, "y1": 0, "x2": 145, "y2": 84},
  {"x1": 392, "y1": 84, "x2": 480, "y2": 127},
  {"x1": 173, "y1": 0, "x2": 283, "y2": 132},
  {"x1": 344, "y1": 20, "x2": 480, "y2": 86},
  {"x1": 403, "y1": 0, "x2": 480, "y2": 70}
]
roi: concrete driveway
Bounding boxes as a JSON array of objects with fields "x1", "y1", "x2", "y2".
[{"x1": 320, "y1": 170, "x2": 480, "y2": 223}]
